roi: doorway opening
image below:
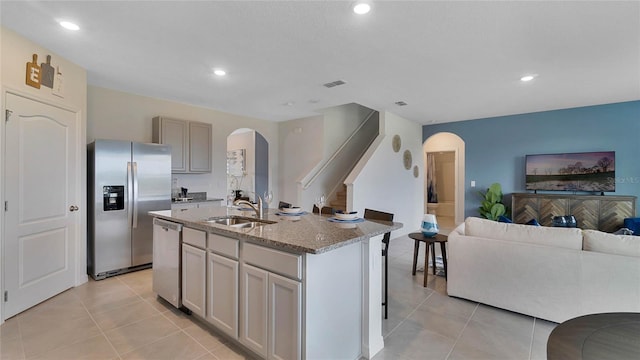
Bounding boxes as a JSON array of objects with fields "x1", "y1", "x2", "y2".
[
  {"x1": 426, "y1": 151, "x2": 456, "y2": 229},
  {"x1": 423, "y1": 132, "x2": 465, "y2": 231},
  {"x1": 226, "y1": 128, "x2": 268, "y2": 205}
]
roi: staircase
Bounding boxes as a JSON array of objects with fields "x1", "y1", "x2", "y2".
[
  {"x1": 329, "y1": 185, "x2": 347, "y2": 212},
  {"x1": 298, "y1": 105, "x2": 379, "y2": 212}
]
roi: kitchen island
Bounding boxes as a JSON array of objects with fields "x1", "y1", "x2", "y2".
[{"x1": 150, "y1": 207, "x2": 402, "y2": 360}]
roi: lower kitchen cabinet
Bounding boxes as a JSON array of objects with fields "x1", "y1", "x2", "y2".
[
  {"x1": 207, "y1": 252, "x2": 239, "y2": 338},
  {"x1": 171, "y1": 202, "x2": 198, "y2": 210},
  {"x1": 268, "y1": 273, "x2": 301, "y2": 360},
  {"x1": 240, "y1": 263, "x2": 301, "y2": 360},
  {"x1": 182, "y1": 243, "x2": 206, "y2": 317},
  {"x1": 240, "y1": 264, "x2": 269, "y2": 357},
  {"x1": 172, "y1": 201, "x2": 222, "y2": 210}
]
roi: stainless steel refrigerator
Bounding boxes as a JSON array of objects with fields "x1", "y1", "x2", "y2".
[{"x1": 88, "y1": 139, "x2": 171, "y2": 280}]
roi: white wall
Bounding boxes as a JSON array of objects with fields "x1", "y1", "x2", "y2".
[
  {"x1": 319, "y1": 103, "x2": 373, "y2": 158},
  {"x1": 278, "y1": 115, "x2": 324, "y2": 206},
  {"x1": 349, "y1": 111, "x2": 424, "y2": 238},
  {"x1": 87, "y1": 86, "x2": 279, "y2": 201},
  {"x1": 1, "y1": 26, "x2": 88, "y2": 321},
  {"x1": 278, "y1": 103, "x2": 374, "y2": 209}
]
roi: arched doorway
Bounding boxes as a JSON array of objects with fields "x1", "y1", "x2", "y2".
[
  {"x1": 423, "y1": 132, "x2": 465, "y2": 229},
  {"x1": 227, "y1": 128, "x2": 269, "y2": 204}
]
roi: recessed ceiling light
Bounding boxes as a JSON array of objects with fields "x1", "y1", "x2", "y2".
[
  {"x1": 353, "y1": 2, "x2": 371, "y2": 15},
  {"x1": 213, "y1": 69, "x2": 226, "y2": 76},
  {"x1": 59, "y1": 21, "x2": 80, "y2": 31},
  {"x1": 520, "y1": 74, "x2": 537, "y2": 82},
  {"x1": 323, "y1": 80, "x2": 346, "y2": 88}
]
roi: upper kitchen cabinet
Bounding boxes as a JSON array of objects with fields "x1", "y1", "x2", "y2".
[
  {"x1": 153, "y1": 116, "x2": 212, "y2": 173},
  {"x1": 188, "y1": 121, "x2": 212, "y2": 172}
]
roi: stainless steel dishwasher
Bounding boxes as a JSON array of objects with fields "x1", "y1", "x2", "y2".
[{"x1": 152, "y1": 218, "x2": 182, "y2": 308}]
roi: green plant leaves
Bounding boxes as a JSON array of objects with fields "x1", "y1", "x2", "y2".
[{"x1": 478, "y1": 182, "x2": 506, "y2": 221}]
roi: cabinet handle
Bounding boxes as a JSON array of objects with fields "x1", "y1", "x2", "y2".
[{"x1": 69, "y1": 205, "x2": 79, "y2": 212}]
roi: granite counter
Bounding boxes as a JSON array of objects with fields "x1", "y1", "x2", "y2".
[{"x1": 150, "y1": 206, "x2": 402, "y2": 254}]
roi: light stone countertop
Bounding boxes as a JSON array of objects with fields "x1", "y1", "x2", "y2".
[{"x1": 150, "y1": 207, "x2": 402, "y2": 254}]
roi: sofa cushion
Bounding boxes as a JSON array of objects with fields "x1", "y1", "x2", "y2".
[
  {"x1": 464, "y1": 217, "x2": 583, "y2": 250},
  {"x1": 583, "y1": 229, "x2": 640, "y2": 257}
]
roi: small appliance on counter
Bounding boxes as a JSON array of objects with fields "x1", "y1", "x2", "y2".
[{"x1": 172, "y1": 187, "x2": 193, "y2": 201}]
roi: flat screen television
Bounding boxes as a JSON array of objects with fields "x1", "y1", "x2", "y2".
[{"x1": 525, "y1": 151, "x2": 615, "y2": 192}]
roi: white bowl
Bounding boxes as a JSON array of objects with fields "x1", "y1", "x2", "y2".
[
  {"x1": 336, "y1": 222, "x2": 357, "y2": 229},
  {"x1": 280, "y1": 207, "x2": 302, "y2": 214},
  {"x1": 334, "y1": 212, "x2": 357, "y2": 220}
]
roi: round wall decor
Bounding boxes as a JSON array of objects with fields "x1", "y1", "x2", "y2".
[
  {"x1": 413, "y1": 165, "x2": 419, "y2": 178},
  {"x1": 392, "y1": 135, "x2": 401, "y2": 153},
  {"x1": 403, "y1": 149, "x2": 412, "y2": 170}
]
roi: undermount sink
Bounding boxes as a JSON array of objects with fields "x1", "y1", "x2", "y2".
[{"x1": 205, "y1": 215, "x2": 276, "y2": 229}]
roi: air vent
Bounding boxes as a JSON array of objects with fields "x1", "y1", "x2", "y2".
[
  {"x1": 323, "y1": 80, "x2": 346, "y2": 88},
  {"x1": 395, "y1": 101, "x2": 408, "y2": 106}
]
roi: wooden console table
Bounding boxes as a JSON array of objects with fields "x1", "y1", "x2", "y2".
[{"x1": 511, "y1": 193, "x2": 636, "y2": 232}]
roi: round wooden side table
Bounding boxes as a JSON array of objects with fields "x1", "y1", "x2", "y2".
[
  {"x1": 408, "y1": 232, "x2": 448, "y2": 287},
  {"x1": 547, "y1": 312, "x2": 640, "y2": 360}
]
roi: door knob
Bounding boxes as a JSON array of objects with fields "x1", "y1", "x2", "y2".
[{"x1": 69, "y1": 205, "x2": 79, "y2": 212}]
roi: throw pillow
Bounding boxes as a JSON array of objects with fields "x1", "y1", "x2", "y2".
[
  {"x1": 498, "y1": 215, "x2": 513, "y2": 223},
  {"x1": 526, "y1": 218, "x2": 541, "y2": 226}
]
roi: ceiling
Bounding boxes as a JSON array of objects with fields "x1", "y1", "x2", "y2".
[{"x1": 1, "y1": 1, "x2": 639, "y2": 125}]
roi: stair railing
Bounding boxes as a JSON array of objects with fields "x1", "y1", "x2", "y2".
[{"x1": 297, "y1": 110, "x2": 379, "y2": 209}]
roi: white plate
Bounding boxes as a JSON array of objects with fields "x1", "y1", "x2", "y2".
[
  {"x1": 335, "y1": 212, "x2": 357, "y2": 220},
  {"x1": 280, "y1": 207, "x2": 302, "y2": 214}
]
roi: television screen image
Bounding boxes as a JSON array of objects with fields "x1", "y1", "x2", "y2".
[{"x1": 525, "y1": 151, "x2": 615, "y2": 192}]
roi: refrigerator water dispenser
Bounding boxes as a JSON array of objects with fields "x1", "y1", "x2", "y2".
[{"x1": 103, "y1": 185, "x2": 124, "y2": 211}]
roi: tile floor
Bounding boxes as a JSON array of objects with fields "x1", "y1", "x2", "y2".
[
  {"x1": 374, "y1": 232, "x2": 557, "y2": 360},
  {"x1": 0, "y1": 233, "x2": 557, "y2": 360}
]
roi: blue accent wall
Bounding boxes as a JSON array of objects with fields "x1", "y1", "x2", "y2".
[{"x1": 423, "y1": 101, "x2": 640, "y2": 218}]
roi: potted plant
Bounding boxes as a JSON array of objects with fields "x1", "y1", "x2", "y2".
[{"x1": 478, "y1": 183, "x2": 508, "y2": 221}]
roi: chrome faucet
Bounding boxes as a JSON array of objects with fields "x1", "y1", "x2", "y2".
[{"x1": 234, "y1": 195, "x2": 263, "y2": 219}]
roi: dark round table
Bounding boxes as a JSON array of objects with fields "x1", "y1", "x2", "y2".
[
  {"x1": 408, "y1": 232, "x2": 447, "y2": 287},
  {"x1": 547, "y1": 312, "x2": 640, "y2": 360}
]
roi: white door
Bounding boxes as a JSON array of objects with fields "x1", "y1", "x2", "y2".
[{"x1": 3, "y1": 92, "x2": 79, "y2": 319}]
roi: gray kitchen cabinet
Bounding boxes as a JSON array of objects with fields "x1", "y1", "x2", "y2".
[
  {"x1": 153, "y1": 116, "x2": 211, "y2": 173},
  {"x1": 240, "y1": 263, "x2": 269, "y2": 358},
  {"x1": 181, "y1": 227, "x2": 206, "y2": 317},
  {"x1": 207, "y1": 253, "x2": 239, "y2": 338},
  {"x1": 152, "y1": 116, "x2": 188, "y2": 172},
  {"x1": 171, "y1": 202, "x2": 198, "y2": 210},
  {"x1": 206, "y1": 233, "x2": 239, "y2": 339},
  {"x1": 171, "y1": 200, "x2": 222, "y2": 210},
  {"x1": 241, "y1": 243, "x2": 302, "y2": 360},
  {"x1": 268, "y1": 273, "x2": 301, "y2": 360},
  {"x1": 188, "y1": 121, "x2": 212, "y2": 173}
]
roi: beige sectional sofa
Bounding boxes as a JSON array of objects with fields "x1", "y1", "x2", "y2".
[{"x1": 447, "y1": 217, "x2": 640, "y2": 323}]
